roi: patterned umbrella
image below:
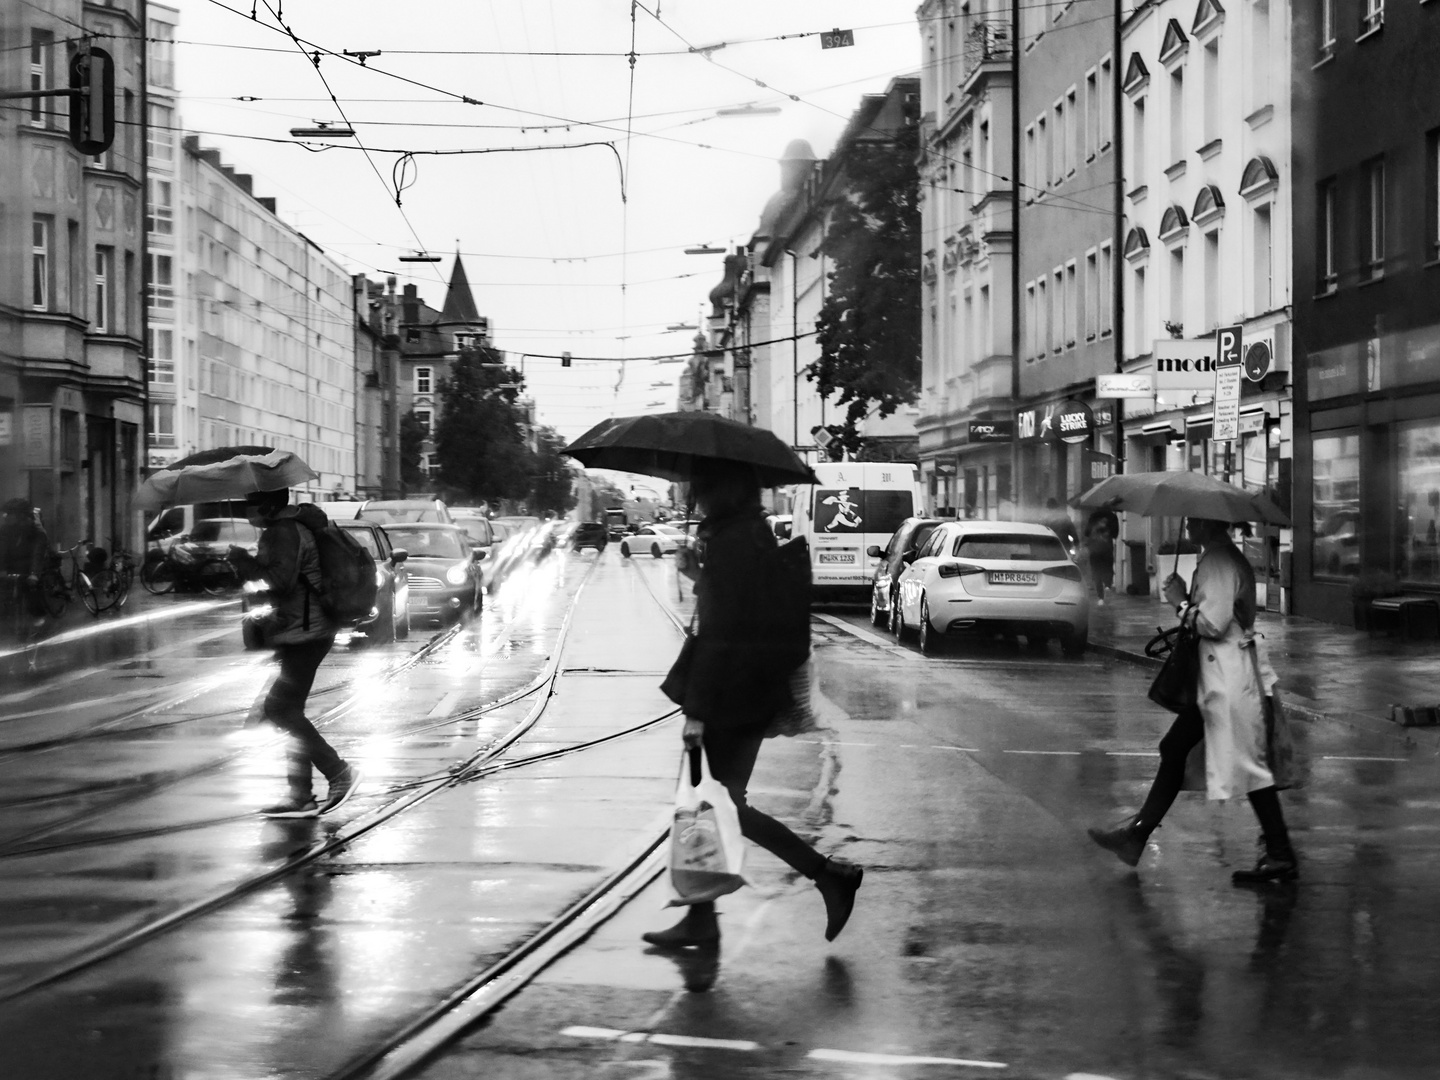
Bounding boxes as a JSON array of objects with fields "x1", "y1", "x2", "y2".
[{"x1": 135, "y1": 446, "x2": 318, "y2": 511}]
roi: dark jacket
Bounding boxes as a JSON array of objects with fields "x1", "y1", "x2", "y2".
[
  {"x1": 663, "y1": 508, "x2": 802, "y2": 733},
  {"x1": 237, "y1": 505, "x2": 335, "y2": 646},
  {"x1": 0, "y1": 518, "x2": 48, "y2": 578}
]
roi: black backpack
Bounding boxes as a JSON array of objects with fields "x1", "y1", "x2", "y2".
[{"x1": 294, "y1": 504, "x2": 378, "y2": 626}]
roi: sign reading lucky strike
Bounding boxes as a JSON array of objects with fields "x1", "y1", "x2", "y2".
[{"x1": 1055, "y1": 400, "x2": 1095, "y2": 444}]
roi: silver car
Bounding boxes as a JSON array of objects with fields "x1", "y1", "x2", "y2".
[{"x1": 893, "y1": 520, "x2": 1089, "y2": 657}]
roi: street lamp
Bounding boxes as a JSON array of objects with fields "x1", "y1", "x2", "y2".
[
  {"x1": 683, "y1": 245, "x2": 725, "y2": 255},
  {"x1": 288, "y1": 122, "x2": 355, "y2": 138},
  {"x1": 399, "y1": 251, "x2": 441, "y2": 263},
  {"x1": 714, "y1": 104, "x2": 782, "y2": 117},
  {"x1": 665, "y1": 322, "x2": 698, "y2": 332}
]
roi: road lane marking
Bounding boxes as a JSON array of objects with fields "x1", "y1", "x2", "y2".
[
  {"x1": 1106, "y1": 750, "x2": 1161, "y2": 757},
  {"x1": 1320, "y1": 755, "x2": 1406, "y2": 762},
  {"x1": 1002, "y1": 750, "x2": 1081, "y2": 756},
  {"x1": 809, "y1": 1048, "x2": 1007, "y2": 1068},
  {"x1": 813, "y1": 612, "x2": 896, "y2": 649},
  {"x1": 428, "y1": 690, "x2": 464, "y2": 718},
  {"x1": 560, "y1": 1026, "x2": 760, "y2": 1052}
]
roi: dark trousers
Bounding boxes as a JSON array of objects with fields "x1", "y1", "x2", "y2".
[
  {"x1": 263, "y1": 637, "x2": 343, "y2": 799},
  {"x1": 703, "y1": 724, "x2": 827, "y2": 880},
  {"x1": 1136, "y1": 706, "x2": 1293, "y2": 856}
]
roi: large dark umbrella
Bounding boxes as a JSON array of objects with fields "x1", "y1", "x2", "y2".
[
  {"x1": 564, "y1": 411, "x2": 819, "y2": 486},
  {"x1": 135, "y1": 446, "x2": 318, "y2": 511}
]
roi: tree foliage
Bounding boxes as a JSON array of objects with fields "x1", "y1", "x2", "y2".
[
  {"x1": 810, "y1": 123, "x2": 922, "y2": 455},
  {"x1": 399, "y1": 410, "x2": 428, "y2": 494},
  {"x1": 530, "y1": 426, "x2": 578, "y2": 517},
  {"x1": 434, "y1": 347, "x2": 534, "y2": 505}
]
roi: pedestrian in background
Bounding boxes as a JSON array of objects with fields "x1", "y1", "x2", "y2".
[
  {"x1": 1088, "y1": 517, "x2": 1298, "y2": 884},
  {"x1": 646, "y1": 458, "x2": 863, "y2": 950},
  {"x1": 1, "y1": 498, "x2": 49, "y2": 631},
  {"x1": 228, "y1": 490, "x2": 361, "y2": 819},
  {"x1": 1084, "y1": 510, "x2": 1117, "y2": 605},
  {"x1": 1042, "y1": 497, "x2": 1079, "y2": 558}
]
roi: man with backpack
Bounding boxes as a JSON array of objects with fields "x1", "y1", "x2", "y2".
[{"x1": 228, "y1": 489, "x2": 362, "y2": 818}]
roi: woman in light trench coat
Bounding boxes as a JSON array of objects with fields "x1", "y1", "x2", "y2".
[{"x1": 1088, "y1": 517, "x2": 1298, "y2": 884}]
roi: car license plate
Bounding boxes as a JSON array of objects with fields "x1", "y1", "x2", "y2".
[
  {"x1": 988, "y1": 571, "x2": 1039, "y2": 585},
  {"x1": 818, "y1": 552, "x2": 856, "y2": 564}
]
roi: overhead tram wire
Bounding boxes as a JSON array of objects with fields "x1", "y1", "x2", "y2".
[
  {"x1": 633, "y1": 1, "x2": 1114, "y2": 219},
  {"x1": 255, "y1": 1, "x2": 443, "y2": 288}
]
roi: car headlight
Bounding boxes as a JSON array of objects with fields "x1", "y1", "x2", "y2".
[
  {"x1": 445, "y1": 563, "x2": 469, "y2": 585},
  {"x1": 375, "y1": 568, "x2": 387, "y2": 588}
]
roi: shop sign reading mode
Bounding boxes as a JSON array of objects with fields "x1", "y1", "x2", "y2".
[{"x1": 1152, "y1": 338, "x2": 1221, "y2": 393}]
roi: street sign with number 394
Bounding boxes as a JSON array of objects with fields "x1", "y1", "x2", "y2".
[{"x1": 821, "y1": 28, "x2": 855, "y2": 49}]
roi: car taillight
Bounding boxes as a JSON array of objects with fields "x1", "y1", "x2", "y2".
[
  {"x1": 937, "y1": 562, "x2": 984, "y2": 578},
  {"x1": 1043, "y1": 564, "x2": 1084, "y2": 582}
]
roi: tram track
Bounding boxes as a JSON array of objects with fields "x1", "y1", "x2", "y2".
[{"x1": 0, "y1": 548, "x2": 694, "y2": 1034}]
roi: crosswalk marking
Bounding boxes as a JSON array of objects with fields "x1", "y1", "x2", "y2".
[{"x1": 808, "y1": 1048, "x2": 1007, "y2": 1068}]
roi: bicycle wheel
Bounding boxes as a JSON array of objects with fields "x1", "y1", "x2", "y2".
[
  {"x1": 141, "y1": 556, "x2": 178, "y2": 595},
  {"x1": 198, "y1": 559, "x2": 239, "y2": 596},
  {"x1": 111, "y1": 563, "x2": 134, "y2": 609},
  {"x1": 83, "y1": 569, "x2": 118, "y2": 614},
  {"x1": 37, "y1": 570, "x2": 68, "y2": 618}
]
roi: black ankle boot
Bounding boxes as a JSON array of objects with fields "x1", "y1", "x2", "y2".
[
  {"x1": 1087, "y1": 819, "x2": 1150, "y2": 868},
  {"x1": 814, "y1": 857, "x2": 863, "y2": 942},
  {"x1": 1232, "y1": 832, "x2": 1298, "y2": 885},
  {"x1": 641, "y1": 901, "x2": 719, "y2": 949}
]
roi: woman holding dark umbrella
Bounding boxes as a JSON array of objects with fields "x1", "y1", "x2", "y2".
[
  {"x1": 1088, "y1": 517, "x2": 1298, "y2": 884},
  {"x1": 645, "y1": 458, "x2": 863, "y2": 949}
]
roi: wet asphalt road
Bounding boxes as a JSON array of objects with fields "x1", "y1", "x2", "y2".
[{"x1": 2, "y1": 545, "x2": 1439, "y2": 1079}]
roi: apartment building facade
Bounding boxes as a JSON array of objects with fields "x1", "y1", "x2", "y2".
[
  {"x1": 1291, "y1": 0, "x2": 1440, "y2": 624},
  {"x1": 1, "y1": 0, "x2": 146, "y2": 550},
  {"x1": 1117, "y1": 0, "x2": 1295, "y2": 606},
  {"x1": 915, "y1": 2, "x2": 1016, "y2": 518}
]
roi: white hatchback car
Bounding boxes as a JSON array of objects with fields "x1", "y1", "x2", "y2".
[{"x1": 893, "y1": 520, "x2": 1089, "y2": 657}]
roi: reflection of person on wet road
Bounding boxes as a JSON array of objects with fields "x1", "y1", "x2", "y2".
[
  {"x1": 646, "y1": 459, "x2": 863, "y2": 950},
  {"x1": 1089, "y1": 518, "x2": 1298, "y2": 884},
  {"x1": 0, "y1": 498, "x2": 49, "y2": 631},
  {"x1": 1085, "y1": 511, "x2": 1116, "y2": 604},
  {"x1": 229, "y1": 490, "x2": 361, "y2": 819}
]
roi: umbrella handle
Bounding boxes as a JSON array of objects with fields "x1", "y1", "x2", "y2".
[{"x1": 1175, "y1": 516, "x2": 1185, "y2": 582}]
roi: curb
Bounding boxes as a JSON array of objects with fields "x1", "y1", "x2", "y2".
[{"x1": 1087, "y1": 638, "x2": 1440, "y2": 749}]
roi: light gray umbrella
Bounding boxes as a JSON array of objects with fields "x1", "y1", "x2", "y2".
[
  {"x1": 135, "y1": 446, "x2": 318, "y2": 511},
  {"x1": 1073, "y1": 470, "x2": 1290, "y2": 526}
]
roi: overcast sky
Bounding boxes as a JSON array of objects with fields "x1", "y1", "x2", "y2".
[{"x1": 170, "y1": 0, "x2": 921, "y2": 441}]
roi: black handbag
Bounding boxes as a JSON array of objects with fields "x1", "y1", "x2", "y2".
[{"x1": 1146, "y1": 623, "x2": 1199, "y2": 713}]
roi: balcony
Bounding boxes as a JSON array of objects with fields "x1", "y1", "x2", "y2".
[{"x1": 963, "y1": 23, "x2": 1012, "y2": 83}]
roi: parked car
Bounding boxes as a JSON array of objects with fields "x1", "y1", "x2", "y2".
[
  {"x1": 893, "y1": 520, "x2": 1089, "y2": 657},
  {"x1": 618, "y1": 523, "x2": 688, "y2": 559},
  {"x1": 174, "y1": 518, "x2": 261, "y2": 558},
  {"x1": 867, "y1": 517, "x2": 944, "y2": 629},
  {"x1": 336, "y1": 519, "x2": 411, "y2": 644},
  {"x1": 360, "y1": 499, "x2": 453, "y2": 525},
  {"x1": 381, "y1": 523, "x2": 483, "y2": 626},
  {"x1": 571, "y1": 522, "x2": 608, "y2": 552}
]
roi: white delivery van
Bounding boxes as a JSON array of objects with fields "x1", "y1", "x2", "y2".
[{"x1": 791, "y1": 462, "x2": 922, "y2": 600}]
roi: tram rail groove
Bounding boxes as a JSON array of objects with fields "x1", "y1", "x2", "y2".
[
  {"x1": 331, "y1": 821, "x2": 671, "y2": 1080},
  {"x1": 0, "y1": 553, "x2": 616, "y2": 1001}
]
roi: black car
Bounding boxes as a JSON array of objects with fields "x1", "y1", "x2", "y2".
[
  {"x1": 571, "y1": 522, "x2": 608, "y2": 552},
  {"x1": 337, "y1": 519, "x2": 411, "y2": 644},
  {"x1": 867, "y1": 517, "x2": 944, "y2": 631}
]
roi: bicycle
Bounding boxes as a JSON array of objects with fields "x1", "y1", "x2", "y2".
[
  {"x1": 105, "y1": 548, "x2": 137, "y2": 610},
  {"x1": 140, "y1": 541, "x2": 237, "y2": 596},
  {"x1": 36, "y1": 540, "x2": 117, "y2": 617}
]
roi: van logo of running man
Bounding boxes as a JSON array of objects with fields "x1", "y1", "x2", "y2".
[{"x1": 819, "y1": 488, "x2": 863, "y2": 531}]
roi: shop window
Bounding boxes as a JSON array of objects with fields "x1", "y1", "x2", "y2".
[
  {"x1": 1397, "y1": 420, "x2": 1440, "y2": 585},
  {"x1": 1312, "y1": 431, "x2": 1361, "y2": 579}
]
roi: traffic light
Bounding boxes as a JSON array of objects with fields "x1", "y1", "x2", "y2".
[
  {"x1": 68, "y1": 46, "x2": 114, "y2": 156},
  {"x1": 561, "y1": 351, "x2": 572, "y2": 368}
]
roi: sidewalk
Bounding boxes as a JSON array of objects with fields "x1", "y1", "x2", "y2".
[{"x1": 1088, "y1": 592, "x2": 1440, "y2": 743}]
